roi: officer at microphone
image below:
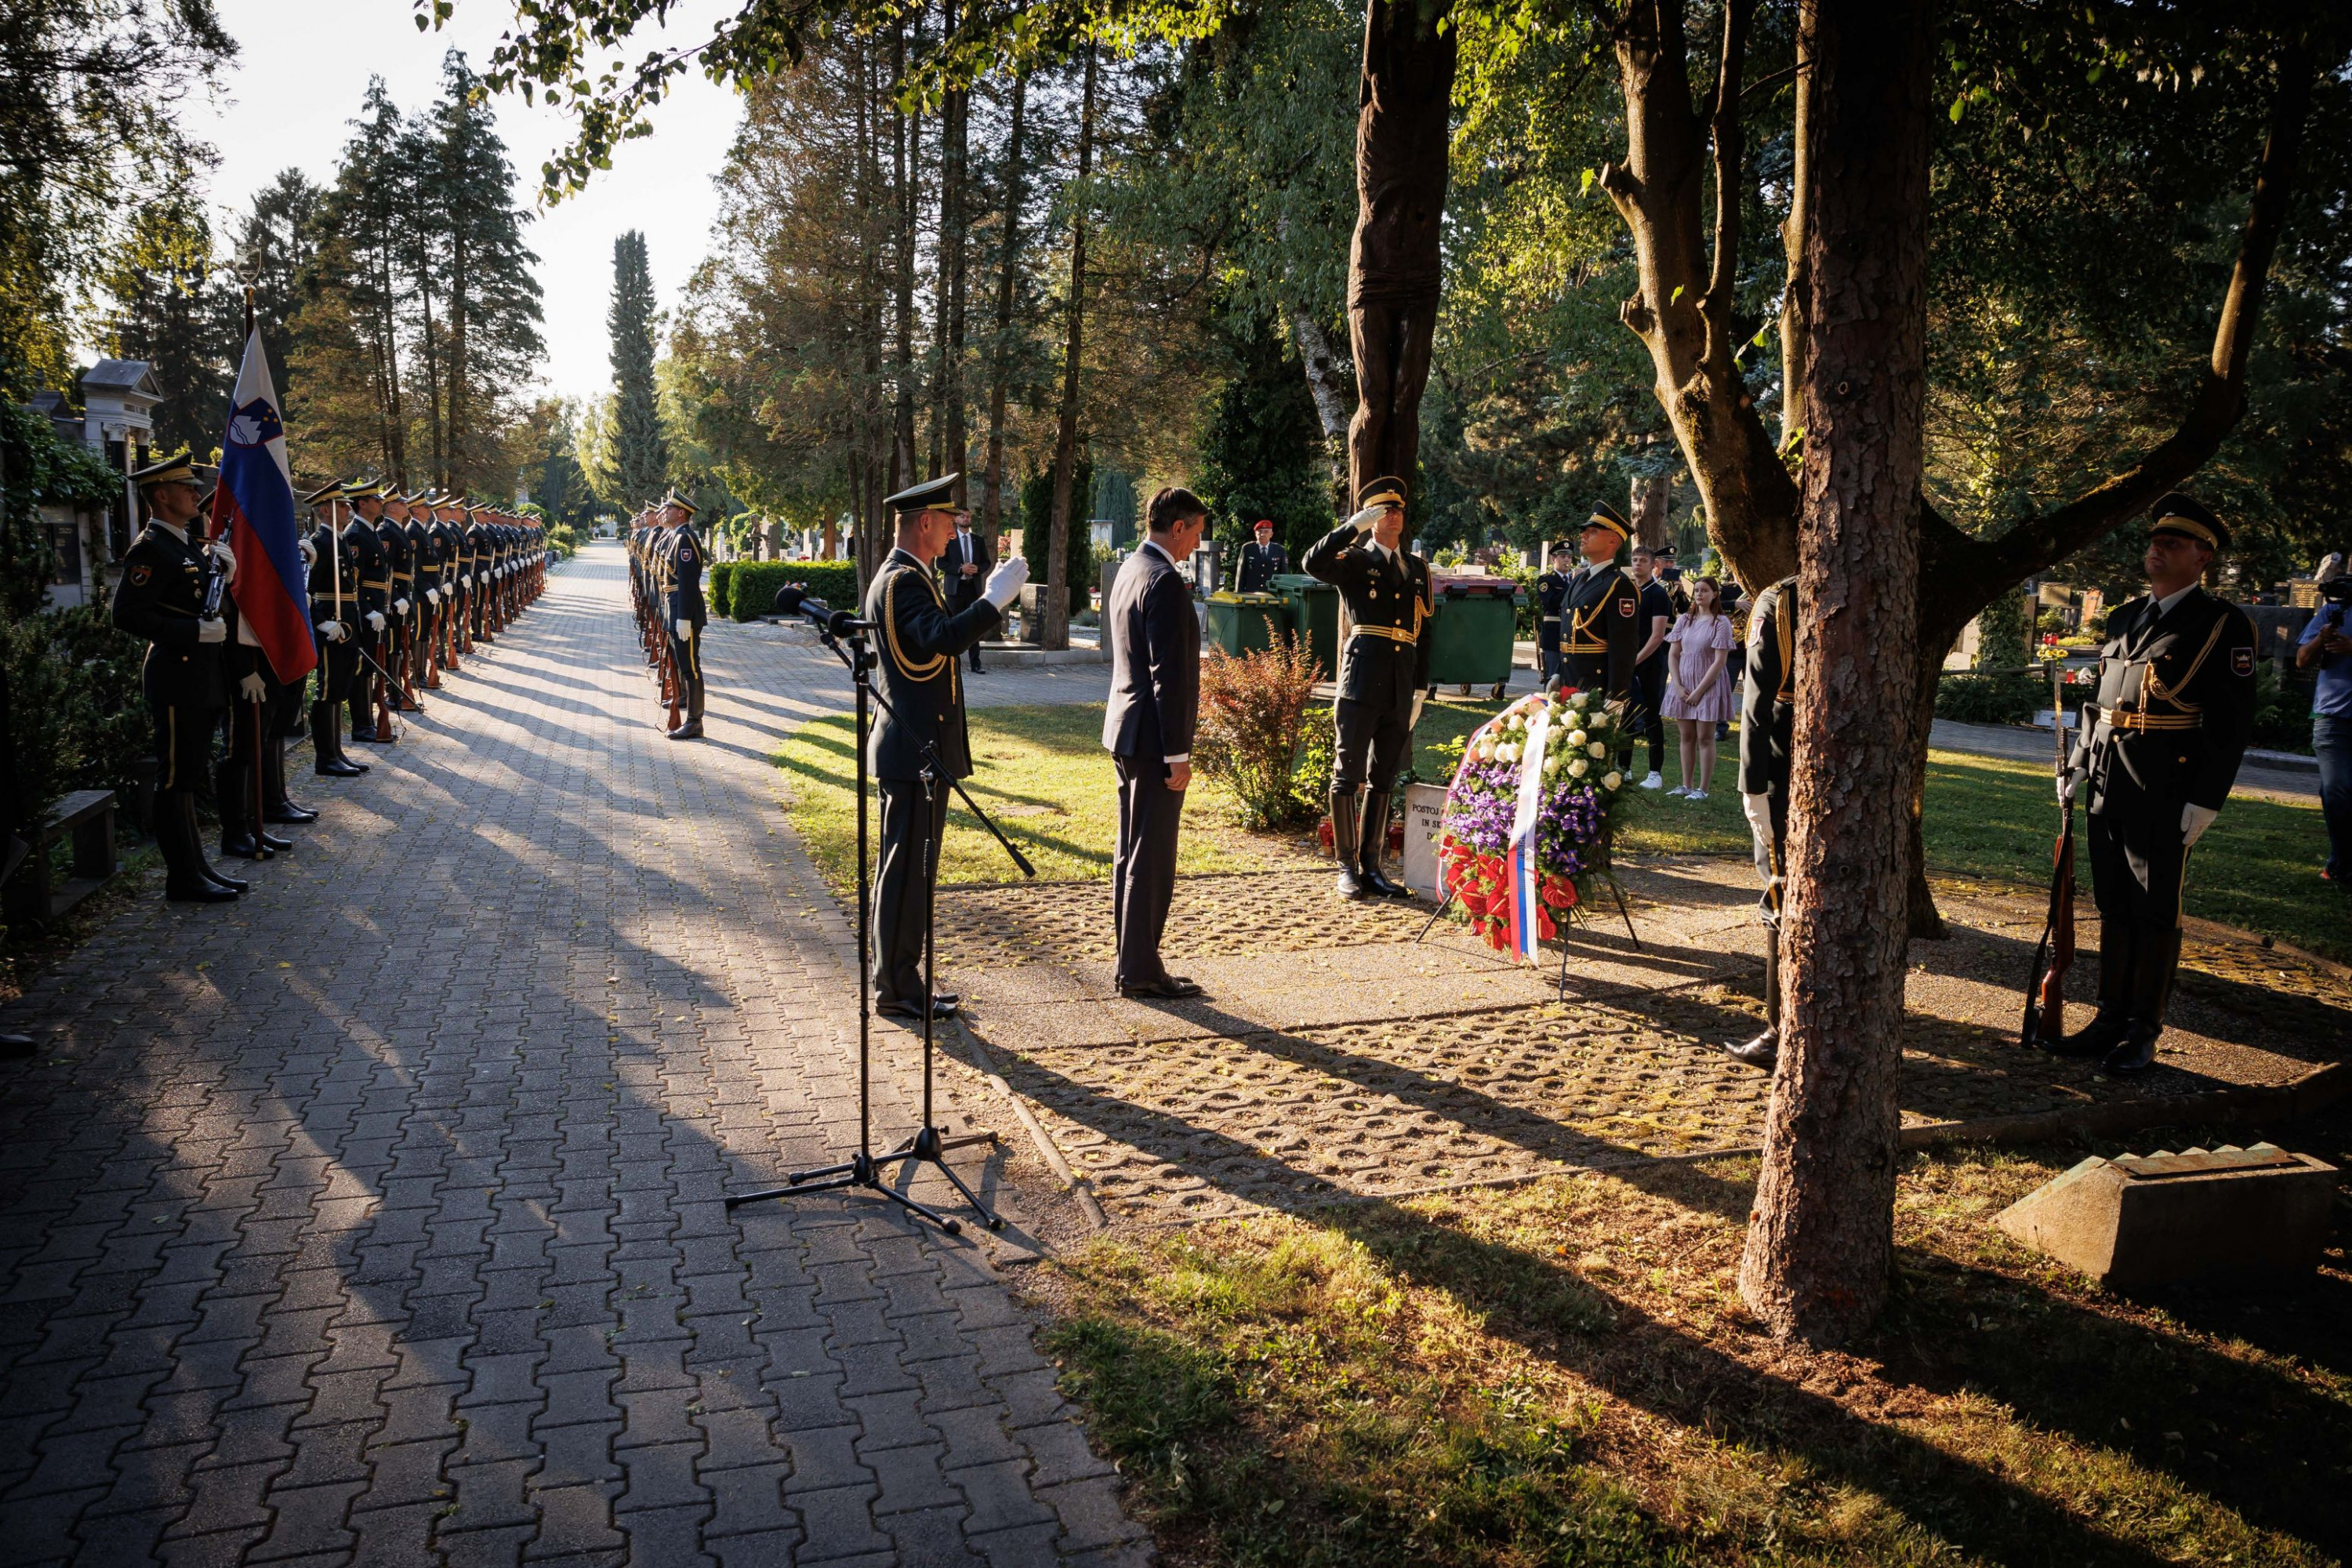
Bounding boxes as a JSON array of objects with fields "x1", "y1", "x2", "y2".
[{"x1": 862, "y1": 474, "x2": 1029, "y2": 1022}]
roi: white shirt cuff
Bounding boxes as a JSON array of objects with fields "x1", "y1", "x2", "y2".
[{"x1": 1164, "y1": 753, "x2": 1189, "y2": 765}]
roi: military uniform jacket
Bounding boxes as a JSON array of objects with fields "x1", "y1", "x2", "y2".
[
  {"x1": 1561, "y1": 561, "x2": 1642, "y2": 698},
  {"x1": 376, "y1": 517, "x2": 413, "y2": 604},
  {"x1": 111, "y1": 523, "x2": 226, "y2": 709},
  {"x1": 344, "y1": 521, "x2": 390, "y2": 619},
  {"x1": 1739, "y1": 576, "x2": 1798, "y2": 798},
  {"x1": 1534, "y1": 571, "x2": 1570, "y2": 646},
  {"x1": 663, "y1": 528, "x2": 707, "y2": 629},
  {"x1": 2068, "y1": 586, "x2": 2256, "y2": 814},
  {"x1": 1235, "y1": 540, "x2": 1289, "y2": 596},
  {"x1": 407, "y1": 518, "x2": 444, "y2": 595},
  {"x1": 307, "y1": 522, "x2": 360, "y2": 633},
  {"x1": 862, "y1": 548, "x2": 1002, "y2": 782},
  {"x1": 1301, "y1": 524, "x2": 1432, "y2": 711}
]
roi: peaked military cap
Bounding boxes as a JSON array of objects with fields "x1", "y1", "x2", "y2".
[
  {"x1": 301, "y1": 480, "x2": 345, "y2": 506},
  {"x1": 659, "y1": 488, "x2": 699, "y2": 517},
  {"x1": 1356, "y1": 475, "x2": 1408, "y2": 511},
  {"x1": 884, "y1": 473, "x2": 961, "y2": 516},
  {"x1": 2151, "y1": 492, "x2": 2228, "y2": 551},
  {"x1": 1583, "y1": 501, "x2": 1632, "y2": 543},
  {"x1": 131, "y1": 449, "x2": 204, "y2": 488},
  {"x1": 343, "y1": 478, "x2": 385, "y2": 501}
]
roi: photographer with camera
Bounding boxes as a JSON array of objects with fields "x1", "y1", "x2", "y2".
[{"x1": 2296, "y1": 572, "x2": 2352, "y2": 890}]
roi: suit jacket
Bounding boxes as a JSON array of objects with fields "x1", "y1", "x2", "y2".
[
  {"x1": 863, "y1": 548, "x2": 1001, "y2": 781},
  {"x1": 1102, "y1": 543, "x2": 1201, "y2": 762},
  {"x1": 938, "y1": 529, "x2": 992, "y2": 607},
  {"x1": 1739, "y1": 576, "x2": 1798, "y2": 798},
  {"x1": 2069, "y1": 586, "x2": 2256, "y2": 813},
  {"x1": 1301, "y1": 524, "x2": 1432, "y2": 713}
]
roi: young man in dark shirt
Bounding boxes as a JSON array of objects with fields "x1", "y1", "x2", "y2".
[{"x1": 1628, "y1": 545, "x2": 1675, "y2": 789}]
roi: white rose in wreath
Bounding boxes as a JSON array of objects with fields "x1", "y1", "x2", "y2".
[
  {"x1": 1566, "y1": 729, "x2": 1588, "y2": 748},
  {"x1": 1588, "y1": 742, "x2": 1608, "y2": 759},
  {"x1": 1570, "y1": 691, "x2": 1592, "y2": 710},
  {"x1": 1497, "y1": 742, "x2": 1520, "y2": 764},
  {"x1": 1569, "y1": 758, "x2": 1589, "y2": 779},
  {"x1": 1604, "y1": 771, "x2": 1624, "y2": 790}
]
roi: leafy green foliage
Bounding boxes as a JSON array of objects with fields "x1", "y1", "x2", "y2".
[
  {"x1": 724, "y1": 560, "x2": 861, "y2": 623},
  {"x1": 1195, "y1": 638, "x2": 1320, "y2": 829},
  {"x1": 1192, "y1": 310, "x2": 1331, "y2": 573},
  {"x1": 608, "y1": 230, "x2": 670, "y2": 503},
  {"x1": 1933, "y1": 670, "x2": 2044, "y2": 727}
]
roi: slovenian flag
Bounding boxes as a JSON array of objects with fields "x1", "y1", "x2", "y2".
[
  {"x1": 211, "y1": 325, "x2": 316, "y2": 683},
  {"x1": 1502, "y1": 704, "x2": 1552, "y2": 964}
]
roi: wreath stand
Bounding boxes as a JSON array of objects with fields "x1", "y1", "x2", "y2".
[{"x1": 1412, "y1": 832, "x2": 1640, "y2": 1000}]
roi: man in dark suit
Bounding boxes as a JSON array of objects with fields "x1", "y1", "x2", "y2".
[
  {"x1": 865, "y1": 473, "x2": 1029, "y2": 1022},
  {"x1": 1726, "y1": 573, "x2": 1798, "y2": 1070},
  {"x1": 1234, "y1": 519, "x2": 1288, "y2": 595},
  {"x1": 938, "y1": 514, "x2": 993, "y2": 672},
  {"x1": 2057, "y1": 493, "x2": 2256, "y2": 1074},
  {"x1": 1102, "y1": 487, "x2": 1208, "y2": 998}
]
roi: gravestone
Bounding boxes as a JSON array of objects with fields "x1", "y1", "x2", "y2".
[
  {"x1": 1401, "y1": 782, "x2": 1446, "y2": 898},
  {"x1": 1995, "y1": 1144, "x2": 2337, "y2": 1290}
]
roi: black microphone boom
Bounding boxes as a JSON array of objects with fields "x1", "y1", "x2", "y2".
[{"x1": 772, "y1": 583, "x2": 864, "y2": 637}]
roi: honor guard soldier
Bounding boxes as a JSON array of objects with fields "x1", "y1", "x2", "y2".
[
  {"x1": 1726, "y1": 573, "x2": 1798, "y2": 1069},
  {"x1": 1233, "y1": 519, "x2": 1289, "y2": 595},
  {"x1": 466, "y1": 503, "x2": 497, "y2": 644},
  {"x1": 1560, "y1": 502, "x2": 1642, "y2": 703},
  {"x1": 343, "y1": 481, "x2": 394, "y2": 742},
  {"x1": 2056, "y1": 493, "x2": 2256, "y2": 1074},
  {"x1": 365, "y1": 483, "x2": 418, "y2": 710},
  {"x1": 1534, "y1": 544, "x2": 1573, "y2": 682},
  {"x1": 303, "y1": 481, "x2": 367, "y2": 776},
  {"x1": 110, "y1": 450, "x2": 241, "y2": 902},
  {"x1": 659, "y1": 491, "x2": 709, "y2": 739},
  {"x1": 864, "y1": 474, "x2": 1028, "y2": 1022},
  {"x1": 1303, "y1": 474, "x2": 1433, "y2": 900},
  {"x1": 406, "y1": 488, "x2": 446, "y2": 688}
]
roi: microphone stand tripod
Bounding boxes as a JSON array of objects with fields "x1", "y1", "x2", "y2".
[{"x1": 727, "y1": 608, "x2": 1036, "y2": 1235}]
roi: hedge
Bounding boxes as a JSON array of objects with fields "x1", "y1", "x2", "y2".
[
  {"x1": 709, "y1": 561, "x2": 735, "y2": 621},
  {"x1": 724, "y1": 560, "x2": 865, "y2": 622}
]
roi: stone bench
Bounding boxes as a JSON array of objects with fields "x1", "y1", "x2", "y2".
[{"x1": 2, "y1": 789, "x2": 118, "y2": 924}]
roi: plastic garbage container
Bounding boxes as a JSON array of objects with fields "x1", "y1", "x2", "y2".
[
  {"x1": 1204, "y1": 593, "x2": 1288, "y2": 657},
  {"x1": 1270, "y1": 573, "x2": 1339, "y2": 682},
  {"x1": 1425, "y1": 579, "x2": 1523, "y2": 698}
]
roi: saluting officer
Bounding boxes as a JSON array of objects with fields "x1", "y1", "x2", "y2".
[
  {"x1": 1233, "y1": 519, "x2": 1289, "y2": 595},
  {"x1": 1303, "y1": 474, "x2": 1433, "y2": 901},
  {"x1": 111, "y1": 451, "x2": 241, "y2": 902},
  {"x1": 2056, "y1": 493, "x2": 2256, "y2": 1075},
  {"x1": 1726, "y1": 573, "x2": 1798, "y2": 1069},
  {"x1": 659, "y1": 491, "x2": 709, "y2": 740},
  {"x1": 303, "y1": 482, "x2": 367, "y2": 776},
  {"x1": 1534, "y1": 544, "x2": 1572, "y2": 683},
  {"x1": 863, "y1": 474, "x2": 1028, "y2": 1022},
  {"x1": 1559, "y1": 502, "x2": 1642, "y2": 702}
]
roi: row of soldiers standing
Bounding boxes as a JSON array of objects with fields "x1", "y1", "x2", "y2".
[
  {"x1": 111, "y1": 450, "x2": 547, "y2": 902},
  {"x1": 626, "y1": 493, "x2": 710, "y2": 740}
]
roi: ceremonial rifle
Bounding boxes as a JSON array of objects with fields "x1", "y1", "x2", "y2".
[{"x1": 2020, "y1": 657, "x2": 2076, "y2": 1049}]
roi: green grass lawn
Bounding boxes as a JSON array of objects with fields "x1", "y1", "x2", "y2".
[{"x1": 1410, "y1": 695, "x2": 2351, "y2": 962}]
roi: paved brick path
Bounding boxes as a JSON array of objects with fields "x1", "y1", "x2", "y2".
[{"x1": 0, "y1": 542, "x2": 1147, "y2": 1566}]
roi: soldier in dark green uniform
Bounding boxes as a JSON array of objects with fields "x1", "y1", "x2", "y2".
[
  {"x1": 2056, "y1": 493, "x2": 2256, "y2": 1074},
  {"x1": 1726, "y1": 573, "x2": 1798, "y2": 1069},
  {"x1": 305, "y1": 481, "x2": 368, "y2": 777},
  {"x1": 110, "y1": 451, "x2": 240, "y2": 902},
  {"x1": 1303, "y1": 474, "x2": 1433, "y2": 900},
  {"x1": 1559, "y1": 503, "x2": 1641, "y2": 704},
  {"x1": 863, "y1": 474, "x2": 1028, "y2": 1022},
  {"x1": 659, "y1": 492, "x2": 709, "y2": 739}
]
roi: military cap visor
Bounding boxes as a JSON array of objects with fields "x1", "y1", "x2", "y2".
[
  {"x1": 132, "y1": 450, "x2": 206, "y2": 488},
  {"x1": 884, "y1": 473, "x2": 960, "y2": 516},
  {"x1": 2150, "y1": 492, "x2": 2227, "y2": 550},
  {"x1": 1356, "y1": 476, "x2": 1408, "y2": 512},
  {"x1": 301, "y1": 480, "x2": 346, "y2": 505},
  {"x1": 1583, "y1": 503, "x2": 1632, "y2": 543},
  {"x1": 659, "y1": 490, "x2": 699, "y2": 517},
  {"x1": 343, "y1": 480, "x2": 385, "y2": 501}
]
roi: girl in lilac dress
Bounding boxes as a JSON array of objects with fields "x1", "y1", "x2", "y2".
[{"x1": 1660, "y1": 576, "x2": 1735, "y2": 798}]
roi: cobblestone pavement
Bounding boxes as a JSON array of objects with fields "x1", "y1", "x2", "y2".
[{"x1": 0, "y1": 542, "x2": 1148, "y2": 1566}]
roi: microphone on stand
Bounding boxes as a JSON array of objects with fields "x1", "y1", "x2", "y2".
[{"x1": 772, "y1": 584, "x2": 865, "y2": 637}]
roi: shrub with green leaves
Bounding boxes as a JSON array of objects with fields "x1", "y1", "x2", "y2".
[
  {"x1": 1196, "y1": 637, "x2": 1321, "y2": 829},
  {"x1": 724, "y1": 560, "x2": 862, "y2": 622}
]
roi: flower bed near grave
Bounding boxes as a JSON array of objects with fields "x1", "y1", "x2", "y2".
[{"x1": 1435, "y1": 688, "x2": 1632, "y2": 954}]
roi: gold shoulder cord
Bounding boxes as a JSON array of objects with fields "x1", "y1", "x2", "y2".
[
  {"x1": 883, "y1": 569, "x2": 949, "y2": 680},
  {"x1": 1775, "y1": 590, "x2": 1795, "y2": 703},
  {"x1": 2143, "y1": 614, "x2": 2227, "y2": 715}
]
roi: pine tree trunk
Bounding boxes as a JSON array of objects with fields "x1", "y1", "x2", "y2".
[
  {"x1": 941, "y1": 52, "x2": 969, "y2": 507},
  {"x1": 1737, "y1": 0, "x2": 1931, "y2": 1347},
  {"x1": 980, "y1": 72, "x2": 1028, "y2": 552},
  {"x1": 448, "y1": 238, "x2": 469, "y2": 492},
  {"x1": 891, "y1": 20, "x2": 917, "y2": 488},
  {"x1": 1042, "y1": 46, "x2": 1098, "y2": 652}
]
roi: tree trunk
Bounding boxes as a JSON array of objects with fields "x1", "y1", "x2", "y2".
[
  {"x1": 940, "y1": 36, "x2": 969, "y2": 507},
  {"x1": 980, "y1": 72, "x2": 1028, "y2": 552},
  {"x1": 1777, "y1": 27, "x2": 1811, "y2": 453},
  {"x1": 891, "y1": 19, "x2": 917, "y2": 489},
  {"x1": 1291, "y1": 307, "x2": 1350, "y2": 498},
  {"x1": 1345, "y1": 0, "x2": 1456, "y2": 502},
  {"x1": 1631, "y1": 472, "x2": 1671, "y2": 550},
  {"x1": 448, "y1": 238, "x2": 469, "y2": 490},
  {"x1": 1043, "y1": 45, "x2": 1098, "y2": 653},
  {"x1": 1737, "y1": 0, "x2": 1930, "y2": 1347}
]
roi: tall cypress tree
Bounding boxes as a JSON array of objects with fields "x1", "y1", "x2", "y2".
[{"x1": 608, "y1": 230, "x2": 668, "y2": 501}]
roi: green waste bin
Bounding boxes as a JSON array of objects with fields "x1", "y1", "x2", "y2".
[
  {"x1": 1425, "y1": 579, "x2": 1523, "y2": 698},
  {"x1": 1204, "y1": 593, "x2": 1289, "y2": 656},
  {"x1": 1269, "y1": 573, "x2": 1339, "y2": 682}
]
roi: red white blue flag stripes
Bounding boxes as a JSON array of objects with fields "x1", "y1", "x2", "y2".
[{"x1": 210, "y1": 325, "x2": 317, "y2": 684}]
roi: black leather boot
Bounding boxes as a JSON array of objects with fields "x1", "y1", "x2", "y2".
[
  {"x1": 314, "y1": 702, "x2": 367, "y2": 776},
  {"x1": 2100, "y1": 1021, "x2": 2162, "y2": 1076},
  {"x1": 158, "y1": 789, "x2": 238, "y2": 902},
  {"x1": 1330, "y1": 789, "x2": 1366, "y2": 899},
  {"x1": 1357, "y1": 789, "x2": 1409, "y2": 897},
  {"x1": 263, "y1": 739, "x2": 318, "y2": 823},
  {"x1": 217, "y1": 760, "x2": 270, "y2": 861}
]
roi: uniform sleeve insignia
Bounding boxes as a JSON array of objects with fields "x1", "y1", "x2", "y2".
[
  {"x1": 1617, "y1": 597, "x2": 1635, "y2": 616},
  {"x1": 129, "y1": 564, "x2": 151, "y2": 586},
  {"x1": 2231, "y1": 645, "x2": 2254, "y2": 677}
]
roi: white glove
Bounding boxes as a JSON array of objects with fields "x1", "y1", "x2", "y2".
[
  {"x1": 982, "y1": 556, "x2": 1029, "y2": 610},
  {"x1": 393, "y1": 597, "x2": 410, "y2": 615},
  {"x1": 2057, "y1": 771, "x2": 2076, "y2": 804},
  {"x1": 321, "y1": 620, "x2": 347, "y2": 644},
  {"x1": 197, "y1": 617, "x2": 227, "y2": 644},
  {"x1": 2182, "y1": 803, "x2": 2219, "y2": 848},
  {"x1": 365, "y1": 610, "x2": 387, "y2": 633},
  {"x1": 238, "y1": 672, "x2": 267, "y2": 702},
  {"x1": 426, "y1": 587, "x2": 441, "y2": 606},
  {"x1": 673, "y1": 617, "x2": 691, "y2": 639},
  {"x1": 1347, "y1": 503, "x2": 1386, "y2": 535},
  {"x1": 211, "y1": 542, "x2": 237, "y2": 580},
  {"x1": 299, "y1": 536, "x2": 318, "y2": 566},
  {"x1": 463, "y1": 575, "x2": 474, "y2": 590},
  {"x1": 1409, "y1": 691, "x2": 1426, "y2": 732},
  {"x1": 1741, "y1": 792, "x2": 1775, "y2": 880}
]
